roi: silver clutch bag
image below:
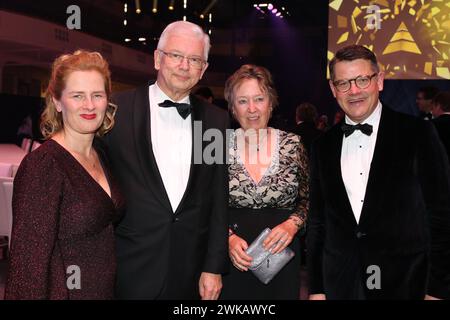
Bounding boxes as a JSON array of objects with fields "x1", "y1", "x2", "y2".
[{"x1": 245, "y1": 228, "x2": 295, "y2": 285}]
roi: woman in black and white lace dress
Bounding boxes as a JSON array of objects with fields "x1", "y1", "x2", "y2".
[{"x1": 221, "y1": 64, "x2": 309, "y2": 300}]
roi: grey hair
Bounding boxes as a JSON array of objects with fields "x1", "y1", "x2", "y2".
[{"x1": 157, "y1": 21, "x2": 210, "y2": 61}]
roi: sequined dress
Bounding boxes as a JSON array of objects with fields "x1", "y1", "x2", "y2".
[{"x1": 5, "y1": 139, "x2": 124, "y2": 299}]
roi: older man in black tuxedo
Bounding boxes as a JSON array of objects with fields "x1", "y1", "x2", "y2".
[{"x1": 104, "y1": 21, "x2": 229, "y2": 300}]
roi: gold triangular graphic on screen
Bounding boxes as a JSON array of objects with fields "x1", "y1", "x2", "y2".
[{"x1": 382, "y1": 22, "x2": 422, "y2": 55}]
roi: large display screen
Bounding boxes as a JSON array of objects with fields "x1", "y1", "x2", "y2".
[{"x1": 328, "y1": 0, "x2": 450, "y2": 79}]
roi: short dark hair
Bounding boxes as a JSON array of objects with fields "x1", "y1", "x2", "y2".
[
  {"x1": 433, "y1": 91, "x2": 450, "y2": 112},
  {"x1": 296, "y1": 102, "x2": 318, "y2": 123},
  {"x1": 329, "y1": 45, "x2": 379, "y2": 80},
  {"x1": 418, "y1": 86, "x2": 439, "y2": 100}
]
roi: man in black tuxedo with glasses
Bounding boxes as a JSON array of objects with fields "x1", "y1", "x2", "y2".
[
  {"x1": 104, "y1": 21, "x2": 229, "y2": 299},
  {"x1": 307, "y1": 45, "x2": 450, "y2": 300}
]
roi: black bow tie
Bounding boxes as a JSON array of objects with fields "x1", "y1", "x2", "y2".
[
  {"x1": 158, "y1": 100, "x2": 192, "y2": 119},
  {"x1": 341, "y1": 123, "x2": 373, "y2": 137}
]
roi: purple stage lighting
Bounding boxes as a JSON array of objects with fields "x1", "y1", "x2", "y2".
[
  {"x1": 272, "y1": 9, "x2": 277, "y2": 14},
  {"x1": 268, "y1": 3, "x2": 273, "y2": 10}
]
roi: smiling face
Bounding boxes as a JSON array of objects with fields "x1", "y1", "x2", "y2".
[
  {"x1": 53, "y1": 70, "x2": 108, "y2": 137},
  {"x1": 232, "y1": 78, "x2": 271, "y2": 131},
  {"x1": 329, "y1": 59, "x2": 384, "y2": 123},
  {"x1": 154, "y1": 32, "x2": 208, "y2": 101}
]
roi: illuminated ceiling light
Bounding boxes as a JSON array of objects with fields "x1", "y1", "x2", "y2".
[
  {"x1": 200, "y1": 14, "x2": 205, "y2": 19},
  {"x1": 152, "y1": 0, "x2": 158, "y2": 13},
  {"x1": 209, "y1": 13, "x2": 212, "y2": 23},
  {"x1": 138, "y1": 37, "x2": 146, "y2": 41},
  {"x1": 208, "y1": 29, "x2": 211, "y2": 35},
  {"x1": 282, "y1": 7, "x2": 285, "y2": 11},
  {"x1": 125, "y1": 38, "x2": 131, "y2": 42},
  {"x1": 152, "y1": 8, "x2": 157, "y2": 13},
  {"x1": 276, "y1": 12, "x2": 281, "y2": 17},
  {"x1": 123, "y1": 19, "x2": 127, "y2": 26},
  {"x1": 183, "y1": 0, "x2": 187, "y2": 9},
  {"x1": 200, "y1": 0, "x2": 218, "y2": 20},
  {"x1": 124, "y1": 3, "x2": 128, "y2": 13},
  {"x1": 272, "y1": 9, "x2": 277, "y2": 14},
  {"x1": 168, "y1": 0, "x2": 175, "y2": 10},
  {"x1": 253, "y1": 4, "x2": 258, "y2": 7},
  {"x1": 259, "y1": 3, "x2": 268, "y2": 7},
  {"x1": 183, "y1": 15, "x2": 187, "y2": 21},
  {"x1": 268, "y1": 4, "x2": 273, "y2": 10},
  {"x1": 135, "y1": 0, "x2": 141, "y2": 14}
]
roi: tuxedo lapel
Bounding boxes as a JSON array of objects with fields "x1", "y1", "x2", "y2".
[
  {"x1": 324, "y1": 124, "x2": 357, "y2": 226},
  {"x1": 358, "y1": 106, "x2": 396, "y2": 227},
  {"x1": 132, "y1": 83, "x2": 172, "y2": 212}
]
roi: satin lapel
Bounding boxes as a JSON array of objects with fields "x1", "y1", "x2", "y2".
[
  {"x1": 133, "y1": 83, "x2": 172, "y2": 212},
  {"x1": 324, "y1": 124, "x2": 358, "y2": 226},
  {"x1": 358, "y1": 106, "x2": 395, "y2": 227},
  {"x1": 174, "y1": 95, "x2": 203, "y2": 215}
]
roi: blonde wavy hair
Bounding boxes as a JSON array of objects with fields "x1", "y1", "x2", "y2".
[{"x1": 40, "y1": 50, "x2": 117, "y2": 139}]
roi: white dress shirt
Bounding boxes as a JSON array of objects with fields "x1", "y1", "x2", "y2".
[
  {"x1": 149, "y1": 83, "x2": 192, "y2": 212},
  {"x1": 341, "y1": 101, "x2": 382, "y2": 224}
]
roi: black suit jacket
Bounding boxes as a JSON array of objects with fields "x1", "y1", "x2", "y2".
[
  {"x1": 432, "y1": 114, "x2": 450, "y2": 163},
  {"x1": 307, "y1": 106, "x2": 450, "y2": 299},
  {"x1": 104, "y1": 83, "x2": 229, "y2": 299}
]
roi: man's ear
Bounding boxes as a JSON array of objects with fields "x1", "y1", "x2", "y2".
[
  {"x1": 329, "y1": 80, "x2": 337, "y2": 98},
  {"x1": 377, "y1": 71, "x2": 385, "y2": 91},
  {"x1": 154, "y1": 50, "x2": 161, "y2": 71},
  {"x1": 199, "y1": 62, "x2": 209, "y2": 80}
]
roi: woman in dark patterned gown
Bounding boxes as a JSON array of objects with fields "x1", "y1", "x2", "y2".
[
  {"x1": 221, "y1": 65, "x2": 309, "y2": 300},
  {"x1": 5, "y1": 50, "x2": 124, "y2": 299}
]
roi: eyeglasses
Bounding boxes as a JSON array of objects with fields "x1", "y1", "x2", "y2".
[
  {"x1": 332, "y1": 73, "x2": 378, "y2": 93},
  {"x1": 158, "y1": 50, "x2": 206, "y2": 69}
]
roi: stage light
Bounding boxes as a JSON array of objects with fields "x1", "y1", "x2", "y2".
[
  {"x1": 124, "y1": 3, "x2": 128, "y2": 13},
  {"x1": 138, "y1": 37, "x2": 146, "y2": 41},
  {"x1": 201, "y1": 0, "x2": 218, "y2": 20},
  {"x1": 209, "y1": 13, "x2": 212, "y2": 23},
  {"x1": 268, "y1": 4, "x2": 273, "y2": 10},
  {"x1": 183, "y1": 0, "x2": 187, "y2": 9},
  {"x1": 125, "y1": 38, "x2": 131, "y2": 42},
  {"x1": 123, "y1": 19, "x2": 127, "y2": 26},
  {"x1": 276, "y1": 12, "x2": 281, "y2": 17},
  {"x1": 152, "y1": 0, "x2": 158, "y2": 13},
  {"x1": 169, "y1": 0, "x2": 174, "y2": 10},
  {"x1": 135, "y1": 0, "x2": 141, "y2": 14},
  {"x1": 259, "y1": 4, "x2": 268, "y2": 7},
  {"x1": 272, "y1": 9, "x2": 277, "y2": 14},
  {"x1": 253, "y1": 4, "x2": 258, "y2": 8}
]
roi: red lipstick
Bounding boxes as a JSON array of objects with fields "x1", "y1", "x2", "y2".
[{"x1": 80, "y1": 114, "x2": 96, "y2": 120}]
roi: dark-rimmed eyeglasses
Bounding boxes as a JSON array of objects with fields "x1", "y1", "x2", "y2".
[
  {"x1": 158, "y1": 50, "x2": 206, "y2": 69},
  {"x1": 332, "y1": 73, "x2": 378, "y2": 93}
]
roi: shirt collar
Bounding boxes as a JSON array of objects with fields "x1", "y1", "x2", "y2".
[
  {"x1": 154, "y1": 81, "x2": 190, "y2": 105},
  {"x1": 345, "y1": 100, "x2": 382, "y2": 127}
]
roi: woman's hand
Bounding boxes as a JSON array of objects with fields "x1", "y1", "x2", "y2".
[
  {"x1": 228, "y1": 234, "x2": 253, "y2": 271},
  {"x1": 263, "y1": 219, "x2": 298, "y2": 254}
]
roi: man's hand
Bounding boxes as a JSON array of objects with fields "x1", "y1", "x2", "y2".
[
  {"x1": 309, "y1": 294, "x2": 326, "y2": 300},
  {"x1": 199, "y1": 272, "x2": 222, "y2": 300}
]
